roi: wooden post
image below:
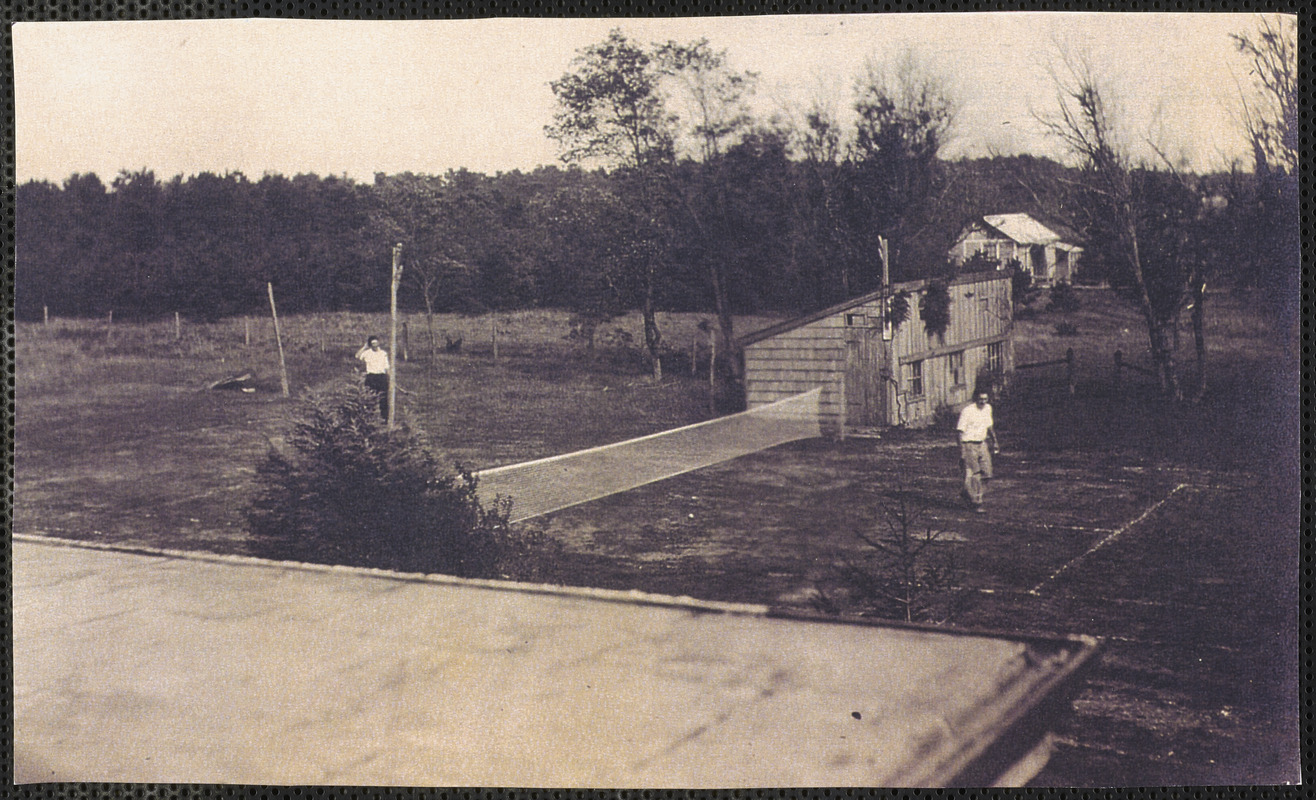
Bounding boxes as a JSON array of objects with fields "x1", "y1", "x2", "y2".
[
  {"x1": 388, "y1": 244, "x2": 403, "y2": 431},
  {"x1": 1113, "y1": 349, "x2": 1122, "y2": 395},
  {"x1": 175, "y1": 311, "x2": 181, "y2": 341},
  {"x1": 708, "y1": 325, "x2": 717, "y2": 416},
  {"x1": 838, "y1": 375, "x2": 848, "y2": 441},
  {"x1": 691, "y1": 332, "x2": 697, "y2": 377},
  {"x1": 244, "y1": 317, "x2": 251, "y2": 348},
  {"x1": 1065, "y1": 347, "x2": 1075, "y2": 395},
  {"x1": 267, "y1": 283, "x2": 290, "y2": 397},
  {"x1": 319, "y1": 318, "x2": 326, "y2": 354},
  {"x1": 879, "y1": 236, "x2": 890, "y2": 288},
  {"x1": 43, "y1": 305, "x2": 48, "y2": 326},
  {"x1": 106, "y1": 310, "x2": 113, "y2": 342},
  {"x1": 491, "y1": 315, "x2": 499, "y2": 362},
  {"x1": 401, "y1": 321, "x2": 409, "y2": 362}
]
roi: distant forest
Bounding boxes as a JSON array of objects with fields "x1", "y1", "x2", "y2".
[{"x1": 10, "y1": 152, "x2": 1279, "y2": 321}]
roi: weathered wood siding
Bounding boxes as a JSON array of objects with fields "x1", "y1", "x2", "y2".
[
  {"x1": 743, "y1": 313, "x2": 851, "y2": 426},
  {"x1": 744, "y1": 273, "x2": 1013, "y2": 430},
  {"x1": 892, "y1": 275, "x2": 1013, "y2": 426}
]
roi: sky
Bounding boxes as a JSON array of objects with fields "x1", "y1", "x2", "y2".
[{"x1": 13, "y1": 13, "x2": 1277, "y2": 185}]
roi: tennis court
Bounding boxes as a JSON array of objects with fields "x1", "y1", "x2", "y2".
[{"x1": 510, "y1": 409, "x2": 1295, "y2": 784}]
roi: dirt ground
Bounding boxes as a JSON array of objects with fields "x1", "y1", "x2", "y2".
[{"x1": 11, "y1": 295, "x2": 1301, "y2": 786}]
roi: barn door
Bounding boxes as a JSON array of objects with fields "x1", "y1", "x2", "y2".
[{"x1": 844, "y1": 326, "x2": 885, "y2": 427}]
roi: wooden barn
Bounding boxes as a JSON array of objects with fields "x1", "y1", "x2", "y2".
[
  {"x1": 948, "y1": 213, "x2": 1083, "y2": 286},
  {"x1": 738, "y1": 272, "x2": 1013, "y2": 432}
]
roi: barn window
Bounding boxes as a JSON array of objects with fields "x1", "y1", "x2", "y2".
[
  {"x1": 949, "y1": 351, "x2": 965, "y2": 386},
  {"x1": 908, "y1": 360, "x2": 924, "y2": 397},
  {"x1": 986, "y1": 342, "x2": 1004, "y2": 373},
  {"x1": 845, "y1": 313, "x2": 866, "y2": 327}
]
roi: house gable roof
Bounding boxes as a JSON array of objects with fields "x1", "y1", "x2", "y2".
[{"x1": 981, "y1": 213, "x2": 1070, "y2": 246}]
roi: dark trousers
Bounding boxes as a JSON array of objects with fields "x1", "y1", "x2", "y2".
[{"x1": 364, "y1": 373, "x2": 389, "y2": 419}]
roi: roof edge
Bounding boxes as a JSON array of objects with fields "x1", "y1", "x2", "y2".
[{"x1": 737, "y1": 271, "x2": 1009, "y2": 348}]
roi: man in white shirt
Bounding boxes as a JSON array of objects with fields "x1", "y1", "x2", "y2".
[
  {"x1": 354, "y1": 336, "x2": 390, "y2": 419},
  {"x1": 956, "y1": 389, "x2": 1000, "y2": 512}
]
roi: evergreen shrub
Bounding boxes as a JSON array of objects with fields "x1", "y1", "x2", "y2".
[{"x1": 245, "y1": 383, "x2": 513, "y2": 577}]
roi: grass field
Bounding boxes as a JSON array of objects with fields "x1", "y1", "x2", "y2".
[{"x1": 12, "y1": 289, "x2": 1299, "y2": 785}]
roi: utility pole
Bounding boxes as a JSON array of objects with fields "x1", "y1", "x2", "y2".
[
  {"x1": 388, "y1": 243, "x2": 403, "y2": 431},
  {"x1": 879, "y1": 236, "x2": 890, "y2": 288}
]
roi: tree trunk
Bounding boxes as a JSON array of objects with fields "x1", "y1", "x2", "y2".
[
  {"x1": 708, "y1": 260, "x2": 740, "y2": 383},
  {"x1": 1190, "y1": 280, "x2": 1207, "y2": 402},
  {"x1": 643, "y1": 262, "x2": 662, "y2": 382},
  {"x1": 424, "y1": 295, "x2": 436, "y2": 363},
  {"x1": 1126, "y1": 220, "x2": 1181, "y2": 400}
]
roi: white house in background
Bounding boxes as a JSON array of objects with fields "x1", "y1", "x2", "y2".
[{"x1": 949, "y1": 213, "x2": 1083, "y2": 286}]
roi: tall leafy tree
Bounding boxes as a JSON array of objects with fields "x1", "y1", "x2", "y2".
[
  {"x1": 547, "y1": 29, "x2": 675, "y2": 380},
  {"x1": 655, "y1": 39, "x2": 760, "y2": 385},
  {"x1": 14, "y1": 179, "x2": 68, "y2": 320},
  {"x1": 787, "y1": 101, "x2": 850, "y2": 308},
  {"x1": 846, "y1": 51, "x2": 958, "y2": 285}
]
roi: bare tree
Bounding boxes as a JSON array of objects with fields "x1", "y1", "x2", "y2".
[
  {"x1": 1231, "y1": 14, "x2": 1297, "y2": 179},
  {"x1": 1037, "y1": 47, "x2": 1183, "y2": 399},
  {"x1": 1228, "y1": 14, "x2": 1299, "y2": 337}
]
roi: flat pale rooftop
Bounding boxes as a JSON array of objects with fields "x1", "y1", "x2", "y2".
[{"x1": 12, "y1": 536, "x2": 1096, "y2": 787}]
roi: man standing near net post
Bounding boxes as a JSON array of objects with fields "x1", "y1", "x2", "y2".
[
  {"x1": 957, "y1": 388, "x2": 999, "y2": 513},
  {"x1": 355, "y1": 336, "x2": 390, "y2": 420}
]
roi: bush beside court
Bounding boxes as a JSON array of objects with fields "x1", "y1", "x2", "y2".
[{"x1": 244, "y1": 383, "x2": 514, "y2": 577}]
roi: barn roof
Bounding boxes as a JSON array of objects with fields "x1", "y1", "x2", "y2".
[
  {"x1": 737, "y1": 271, "x2": 1008, "y2": 348},
  {"x1": 981, "y1": 213, "x2": 1075, "y2": 246}
]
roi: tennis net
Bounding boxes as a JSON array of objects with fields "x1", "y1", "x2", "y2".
[{"x1": 475, "y1": 388, "x2": 823, "y2": 523}]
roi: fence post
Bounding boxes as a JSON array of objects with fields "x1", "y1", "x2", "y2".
[
  {"x1": 1065, "y1": 347, "x2": 1075, "y2": 395},
  {"x1": 106, "y1": 310, "x2": 113, "y2": 342},
  {"x1": 1113, "y1": 349, "x2": 1122, "y2": 395},
  {"x1": 691, "y1": 332, "x2": 697, "y2": 377},
  {"x1": 175, "y1": 311, "x2": 182, "y2": 341},
  {"x1": 401, "y1": 321, "x2": 409, "y2": 362},
  {"x1": 43, "y1": 305, "x2": 49, "y2": 326},
  {"x1": 268, "y1": 283, "x2": 290, "y2": 398}
]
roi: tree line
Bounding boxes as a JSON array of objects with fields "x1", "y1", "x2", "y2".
[
  {"x1": 15, "y1": 19, "x2": 1296, "y2": 400},
  {"x1": 13, "y1": 153, "x2": 1081, "y2": 324}
]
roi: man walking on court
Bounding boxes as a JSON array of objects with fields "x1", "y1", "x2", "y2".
[
  {"x1": 957, "y1": 388, "x2": 999, "y2": 512},
  {"x1": 355, "y1": 335, "x2": 390, "y2": 420}
]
